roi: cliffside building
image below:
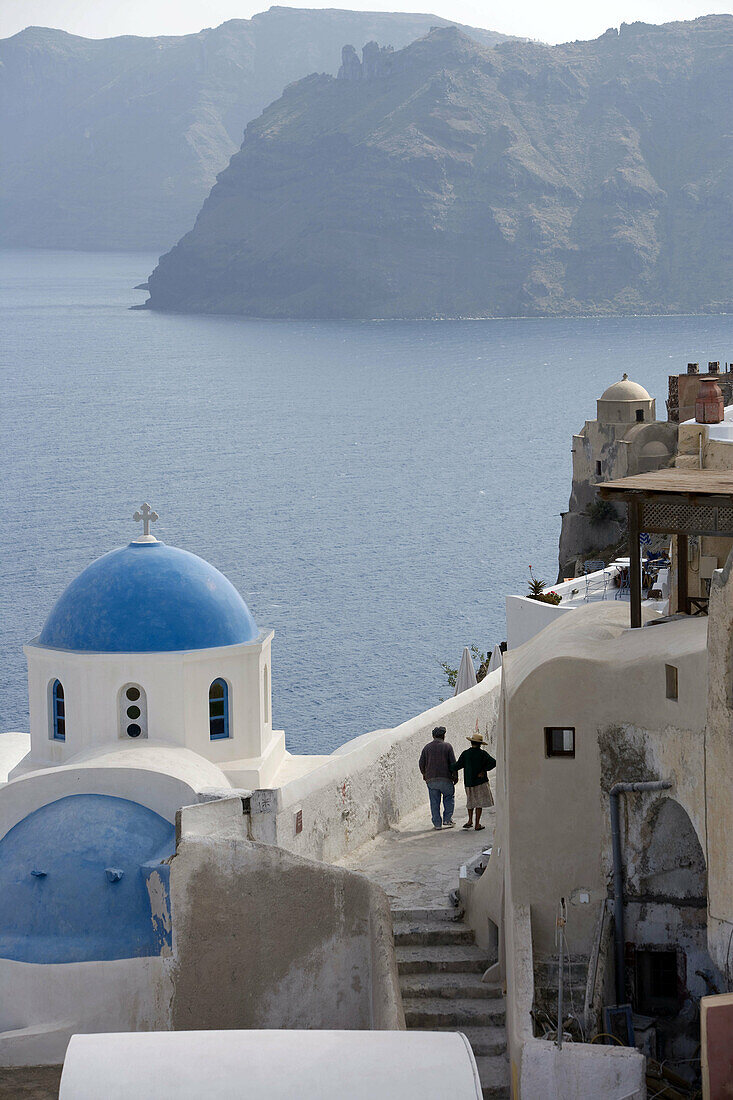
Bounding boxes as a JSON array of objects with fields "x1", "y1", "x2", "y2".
[
  {"x1": 480, "y1": 557, "x2": 733, "y2": 1089},
  {"x1": 559, "y1": 374, "x2": 677, "y2": 578}
]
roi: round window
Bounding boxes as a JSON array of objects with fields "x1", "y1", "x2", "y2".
[
  {"x1": 126, "y1": 686, "x2": 141, "y2": 702},
  {"x1": 127, "y1": 723, "x2": 142, "y2": 738},
  {"x1": 127, "y1": 705, "x2": 141, "y2": 719}
]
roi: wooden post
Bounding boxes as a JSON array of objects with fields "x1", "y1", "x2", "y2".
[
  {"x1": 629, "y1": 500, "x2": 642, "y2": 628},
  {"x1": 677, "y1": 533, "x2": 688, "y2": 614}
]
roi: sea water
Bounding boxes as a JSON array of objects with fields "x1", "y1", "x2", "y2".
[{"x1": 1, "y1": 249, "x2": 730, "y2": 753}]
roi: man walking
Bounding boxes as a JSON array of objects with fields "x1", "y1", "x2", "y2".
[{"x1": 418, "y1": 726, "x2": 456, "y2": 830}]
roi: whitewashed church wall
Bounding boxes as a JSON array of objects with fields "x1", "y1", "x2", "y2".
[
  {"x1": 0, "y1": 761, "x2": 211, "y2": 837},
  {"x1": 248, "y1": 669, "x2": 503, "y2": 863},
  {"x1": 0, "y1": 956, "x2": 172, "y2": 1066},
  {"x1": 23, "y1": 634, "x2": 274, "y2": 768}
]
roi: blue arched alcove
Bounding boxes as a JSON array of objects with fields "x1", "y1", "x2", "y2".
[{"x1": 0, "y1": 794, "x2": 175, "y2": 963}]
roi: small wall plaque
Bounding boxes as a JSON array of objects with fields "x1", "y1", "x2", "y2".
[{"x1": 295, "y1": 809, "x2": 303, "y2": 835}]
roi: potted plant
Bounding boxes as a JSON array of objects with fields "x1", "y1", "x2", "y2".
[{"x1": 527, "y1": 566, "x2": 562, "y2": 605}]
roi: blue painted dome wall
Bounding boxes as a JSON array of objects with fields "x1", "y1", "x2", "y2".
[
  {"x1": 0, "y1": 794, "x2": 175, "y2": 963},
  {"x1": 38, "y1": 541, "x2": 258, "y2": 652}
]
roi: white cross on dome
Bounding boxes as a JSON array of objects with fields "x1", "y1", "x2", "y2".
[{"x1": 133, "y1": 503, "x2": 159, "y2": 542}]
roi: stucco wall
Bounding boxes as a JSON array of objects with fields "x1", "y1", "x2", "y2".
[
  {"x1": 705, "y1": 560, "x2": 733, "y2": 976},
  {"x1": 169, "y1": 798, "x2": 404, "y2": 1032},
  {"x1": 497, "y1": 604, "x2": 707, "y2": 957},
  {"x1": 519, "y1": 1040, "x2": 645, "y2": 1099},
  {"x1": 246, "y1": 670, "x2": 503, "y2": 863}
]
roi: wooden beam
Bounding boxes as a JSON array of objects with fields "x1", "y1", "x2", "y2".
[
  {"x1": 629, "y1": 499, "x2": 642, "y2": 629},
  {"x1": 677, "y1": 533, "x2": 689, "y2": 615}
]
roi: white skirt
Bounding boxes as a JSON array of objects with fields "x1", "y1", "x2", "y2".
[{"x1": 466, "y1": 782, "x2": 493, "y2": 809}]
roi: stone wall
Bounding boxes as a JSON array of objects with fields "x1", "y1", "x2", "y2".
[{"x1": 169, "y1": 798, "x2": 404, "y2": 1032}]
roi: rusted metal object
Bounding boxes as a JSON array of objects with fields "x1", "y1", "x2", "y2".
[{"x1": 695, "y1": 377, "x2": 724, "y2": 424}]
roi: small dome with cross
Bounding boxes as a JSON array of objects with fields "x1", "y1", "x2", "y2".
[{"x1": 37, "y1": 508, "x2": 258, "y2": 653}]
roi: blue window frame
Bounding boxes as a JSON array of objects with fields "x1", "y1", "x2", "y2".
[
  {"x1": 209, "y1": 679, "x2": 230, "y2": 740},
  {"x1": 52, "y1": 680, "x2": 66, "y2": 741}
]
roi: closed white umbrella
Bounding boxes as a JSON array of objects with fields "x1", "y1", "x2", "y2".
[
  {"x1": 486, "y1": 644, "x2": 503, "y2": 675},
  {"x1": 454, "y1": 647, "x2": 478, "y2": 695}
]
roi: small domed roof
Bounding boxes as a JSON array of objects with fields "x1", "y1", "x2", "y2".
[
  {"x1": 600, "y1": 374, "x2": 651, "y2": 402},
  {"x1": 38, "y1": 541, "x2": 258, "y2": 653}
]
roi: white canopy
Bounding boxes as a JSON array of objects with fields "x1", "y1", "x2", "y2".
[
  {"x1": 60, "y1": 1030, "x2": 482, "y2": 1100},
  {"x1": 486, "y1": 644, "x2": 503, "y2": 676},
  {"x1": 454, "y1": 647, "x2": 478, "y2": 695}
]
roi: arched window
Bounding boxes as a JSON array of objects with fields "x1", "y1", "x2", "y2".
[
  {"x1": 209, "y1": 679, "x2": 230, "y2": 740},
  {"x1": 263, "y1": 665, "x2": 270, "y2": 725},
  {"x1": 51, "y1": 680, "x2": 65, "y2": 741}
]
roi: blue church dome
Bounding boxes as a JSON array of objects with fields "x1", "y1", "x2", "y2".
[{"x1": 38, "y1": 541, "x2": 258, "y2": 653}]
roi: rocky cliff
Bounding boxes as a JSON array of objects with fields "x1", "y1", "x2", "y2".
[
  {"x1": 0, "y1": 7, "x2": 509, "y2": 251},
  {"x1": 145, "y1": 17, "x2": 733, "y2": 318}
]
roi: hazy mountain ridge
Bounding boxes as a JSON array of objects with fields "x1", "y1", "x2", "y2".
[
  {"x1": 0, "y1": 6, "x2": 512, "y2": 251},
  {"x1": 145, "y1": 16, "x2": 733, "y2": 319}
]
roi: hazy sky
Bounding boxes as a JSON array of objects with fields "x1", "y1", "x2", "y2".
[{"x1": 1, "y1": 0, "x2": 727, "y2": 44}]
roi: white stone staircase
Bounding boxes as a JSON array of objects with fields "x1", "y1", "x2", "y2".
[{"x1": 393, "y1": 908, "x2": 510, "y2": 1099}]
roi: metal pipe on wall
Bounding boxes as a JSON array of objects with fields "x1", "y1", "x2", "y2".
[{"x1": 610, "y1": 780, "x2": 673, "y2": 1006}]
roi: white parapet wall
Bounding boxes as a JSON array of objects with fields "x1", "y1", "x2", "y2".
[
  {"x1": 506, "y1": 594, "x2": 574, "y2": 650},
  {"x1": 247, "y1": 669, "x2": 503, "y2": 864}
]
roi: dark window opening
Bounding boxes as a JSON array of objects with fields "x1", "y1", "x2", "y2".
[
  {"x1": 636, "y1": 409, "x2": 645, "y2": 422},
  {"x1": 635, "y1": 949, "x2": 679, "y2": 1015},
  {"x1": 596, "y1": 460, "x2": 602, "y2": 476},
  {"x1": 665, "y1": 664, "x2": 678, "y2": 700},
  {"x1": 52, "y1": 680, "x2": 65, "y2": 741},
  {"x1": 209, "y1": 678, "x2": 230, "y2": 740},
  {"x1": 545, "y1": 727, "x2": 575, "y2": 758}
]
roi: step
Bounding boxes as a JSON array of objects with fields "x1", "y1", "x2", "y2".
[
  {"x1": 403, "y1": 996, "x2": 505, "y2": 1029},
  {"x1": 475, "y1": 1055, "x2": 511, "y2": 1099},
  {"x1": 392, "y1": 907, "x2": 462, "y2": 924},
  {"x1": 396, "y1": 944, "x2": 488, "y2": 975},
  {"x1": 393, "y1": 922, "x2": 476, "y2": 948},
  {"x1": 535, "y1": 958, "x2": 588, "y2": 984},
  {"x1": 410, "y1": 1026, "x2": 506, "y2": 1058},
  {"x1": 400, "y1": 972, "x2": 501, "y2": 1000}
]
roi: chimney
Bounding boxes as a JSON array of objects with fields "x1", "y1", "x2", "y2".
[
  {"x1": 687, "y1": 362, "x2": 699, "y2": 374},
  {"x1": 708, "y1": 361, "x2": 720, "y2": 373},
  {"x1": 695, "y1": 378, "x2": 724, "y2": 424}
]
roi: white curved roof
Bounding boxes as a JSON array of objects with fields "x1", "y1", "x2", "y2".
[
  {"x1": 600, "y1": 374, "x2": 651, "y2": 402},
  {"x1": 61, "y1": 1030, "x2": 483, "y2": 1099}
]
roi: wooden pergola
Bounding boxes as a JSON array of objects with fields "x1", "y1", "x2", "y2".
[{"x1": 599, "y1": 469, "x2": 733, "y2": 628}]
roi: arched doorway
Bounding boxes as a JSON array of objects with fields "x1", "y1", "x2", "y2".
[{"x1": 624, "y1": 797, "x2": 721, "y2": 1082}]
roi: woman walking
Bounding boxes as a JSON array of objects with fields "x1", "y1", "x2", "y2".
[{"x1": 453, "y1": 731, "x2": 496, "y2": 831}]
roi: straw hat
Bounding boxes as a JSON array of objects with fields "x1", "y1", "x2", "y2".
[{"x1": 467, "y1": 732, "x2": 486, "y2": 745}]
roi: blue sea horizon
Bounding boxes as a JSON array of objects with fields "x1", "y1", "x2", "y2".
[{"x1": 1, "y1": 248, "x2": 731, "y2": 754}]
